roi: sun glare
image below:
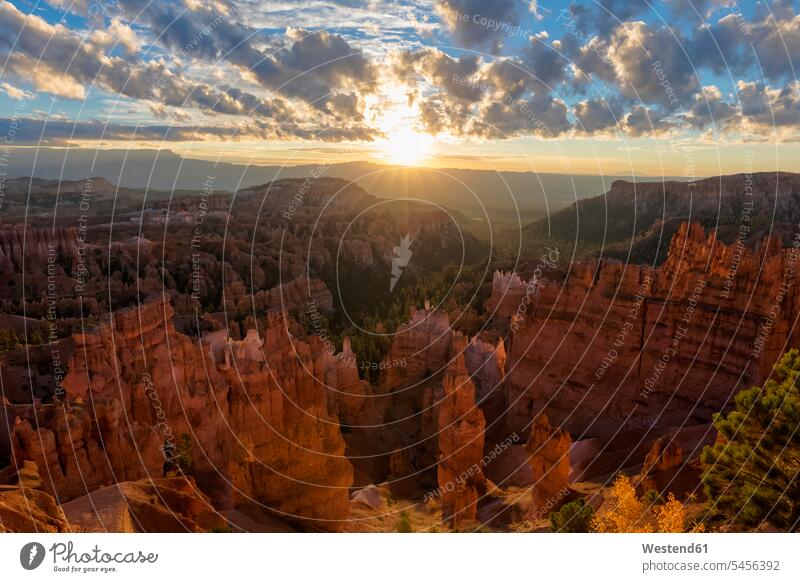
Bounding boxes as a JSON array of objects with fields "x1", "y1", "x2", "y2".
[
  {"x1": 380, "y1": 127, "x2": 433, "y2": 166},
  {"x1": 368, "y1": 91, "x2": 435, "y2": 166}
]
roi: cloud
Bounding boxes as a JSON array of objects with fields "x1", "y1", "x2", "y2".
[
  {"x1": 521, "y1": 32, "x2": 568, "y2": 90},
  {"x1": 620, "y1": 104, "x2": 676, "y2": 136},
  {"x1": 684, "y1": 85, "x2": 738, "y2": 130},
  {"x1": 1, "y1": 0, "x2": 797, "y2": 146},
  {"x1": 0, "y1": 115, "x2": 376, "y2": 144},
  {"x1": 0, "y1": 81, "x2": 35, "y2": 100},
  {"x1": 433, "y1": 0, "x2": 525, "y2": 52},
  {"x1": 393, "y1": 48, "x2": 483, "y2": 102},
  {"x1": 680, "y1": 81, "x2": 800, "y2": 137},
  {"x1": 573, "y1": 97, "x2": 622, "y2": 133},
  {"x1": 735, "y1": 9, "x2": 800, "y2": 82},
  {"x1": 562, "y1": 0, "x2": 651, "y2": 37},
  {"x1": 89, "y1": 18, "x2": 140, "y2": 56},
  {"x1": 690, "y1": 6, "x2": 799, "y2": 84},
  {"x1": 462, "y1": 91, "x2": 571, "y2": 139},
  {"x1": 110, "y1": 1, "x2": 377, "y2": 113},
  {"x1": 737, "y1": 80, "x2": 800, "y2": 128},
  {"x1": 0, "y1": 2, "x2": 377, "y2": 140},
  {"x1": 605, "y1": 21, "x2": 698, "y2": 107}
]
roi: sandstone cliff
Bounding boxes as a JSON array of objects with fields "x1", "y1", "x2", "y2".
[
  {"x1": 10, "y1": 296, "x2": 358, "y2": 530},
  {"x1": 499, "y1": 222, "x2": 800, "y2": 439}
]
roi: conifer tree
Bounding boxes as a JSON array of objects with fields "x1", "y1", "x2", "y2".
[{"x1": 701, "y1": 349, "x2": 800, "y2": 531}]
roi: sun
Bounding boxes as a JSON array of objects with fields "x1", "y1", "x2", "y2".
[
  {"x1": 379, "y1": 127, "x2": 434, "y2": 166},
  {"x1": 367, "y1": 90, "x2": 435, "y2": 166}
]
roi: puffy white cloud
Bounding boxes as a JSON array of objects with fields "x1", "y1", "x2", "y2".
[
  {"x1": 89, "y1": 18, "x2": 140, "y2": 56},
  {"x1": 0, "y1": 81, "x2": 34, "y2": 100}
]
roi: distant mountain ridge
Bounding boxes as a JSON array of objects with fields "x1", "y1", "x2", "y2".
[
  {"x1": 3, "y1": 147, "x2": 660, "y2": 222},
  {"x1": 528, "y1": 171, "x2": 800, "y2": 264}
]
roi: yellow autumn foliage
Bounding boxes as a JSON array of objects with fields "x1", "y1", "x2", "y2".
[
  {"x1": 592, "y1": 475, "x2": 653, "y2": 533},
  {"x1": 654, "y1": 493, "x2": 685, "y2": 533},
  {"x1": 592, "y1": 475, "x2": 703, "y2": 533}
]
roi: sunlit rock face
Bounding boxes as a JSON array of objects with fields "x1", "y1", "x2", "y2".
[
  {"x1": 0, "y1": 487, "x2": 69, "y2": 533},
  {"x1": 378, "y1": 307, "x2": 456, "y2": 391},
  {"x1": 501, "y1": 222, "x2": 800, "y2": 439},
  {"x1": 11, "y1": 295, "x2": 355, "y2": 530},
  {"x1": 437, "y1": 337, "x2": 486, "y2": 525},
  {"x1": 62, "y1": 476, "x2": 229, "y2": 533},
  {"x1": 527, "y1": 414, "x2": 571, "y2": 510}
]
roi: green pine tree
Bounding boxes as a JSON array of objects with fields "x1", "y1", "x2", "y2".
[
  {"x1": 701, "y1": 349, "x2": 800, "y2": 531},
  {"x1": 550, "y1": 499, "x2": 594, "y2": 532}
]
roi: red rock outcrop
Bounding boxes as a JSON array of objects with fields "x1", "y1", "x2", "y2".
[
  {"x1": 231, "y1": 274, "x2": 334, "y2": 314},
  {"x1": 527, "y1": 414, "x2": 571, "y2": 510},
  {"x1": 369, "y1": 307, "x2": 504, "y2": 506},
  {"x1": 501, "y1": 222, "x2": 800, "y2": 439},
  {"x1": 639, "y1": 437, "x2": 684, "y2": 493},
  {"x1": 379, "y1": 307, "x2": 456, "y2": 390},
  {"x1": 10, "y1": 296, "x2": 356, "y2": 530},
  {"x1": 486, "y1": 270, "x2": 528, "y2": 318},
  {"x1": 62, "y1": 476, "x2": 229, "y2": 532},
  {"x1": 0, "y1": 227, "x2": 82, "y2": 273},
  {"x1": 437, "y1": 337, "x2": 486, "y2": 526},
  {"x1": 465, "y1": 334, "x2": 507, "y2": 401},
  {"x1": 0, "y1": 487, "x2": 69, "y2": 532}
]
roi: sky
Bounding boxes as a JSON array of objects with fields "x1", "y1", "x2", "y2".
[{"x1": 0, "y1": 0, "x2": 798, "y2": 176}]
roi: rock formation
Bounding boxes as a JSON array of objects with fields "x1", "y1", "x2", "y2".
[
  {"x1": 527, "y1": 414, "x2": 571, "y2": 510},
  {"x1": 464, "y1": 334, "x2": 507, "y2": 402},
  {"x1": 365, "y1": 307, "x2": 505, "y2": 511},
  {"x1": 437, "y1": 337, "x2": 486, "y2": 526},
  {"x1": 231, "y1": 275, "x2": 334, "y2": 314},
  {"x1": 0, "y1": 227, "x2": 82, "y2": 273},
  {"x1": 379, "y1": 307, "x2": 456, "y2": 390},
  {"x1": 486, "y1": 271, "x2": 528, "y2": 318},
  {"x1": 62, "y1": 476, "x2": 229, "y2": 533},
  {"x1": 639, "y1": 437, "x2": 684, "y2": 494},
  {"x1": 9, "y1": 295, "x2": 358, "y2": 530},
  {"x1": 500, "y1": 222, "x2": 800, "y2": 439},
  {"x1": 0, "y1": 487, "x2": 69, "y2": 532}
]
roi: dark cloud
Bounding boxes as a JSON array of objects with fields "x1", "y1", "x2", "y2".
[
  {"x1": 684, "y1": 85, "x2": 739, "y2": 129},
  {"x1": 434, "y1": 0, "x2": 524, "y2": 52},
  {"x1": 111, "y1": 1, "x2": 377, "y2": 112},
  {"x1": 563, "y1": 0, "x2": 651, "y2": 37},
  {"x1": 606, "y1": 21, "x2": 698, "y2": 107},
  {"x1": 676, "y1": 81, "x2": 799, "y2": 136},
  {"x1": 573, "y1": 97, "x2": 624, "y2": 133},
  {"x1": 620, "y1": 104, "x2": 676, "y2": 136},
  {"x1": 737, "y1": 80, "x2": 800, "y2": 128},
  {"x1": 472, "y1": 92, "x2": 571, "y2": 138},
  {"x1": 689, "y1": 4, "x2": 798, "y2": 84},
  {"x1": 394, "y1": 49, "x2": 484, "y2": 102},
  {"x1": 0, "y1": 115, "x2": 376, "y2": 144},
  {"x1": 520, "y1": 33, "x2": 569, "y2": 90}
]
